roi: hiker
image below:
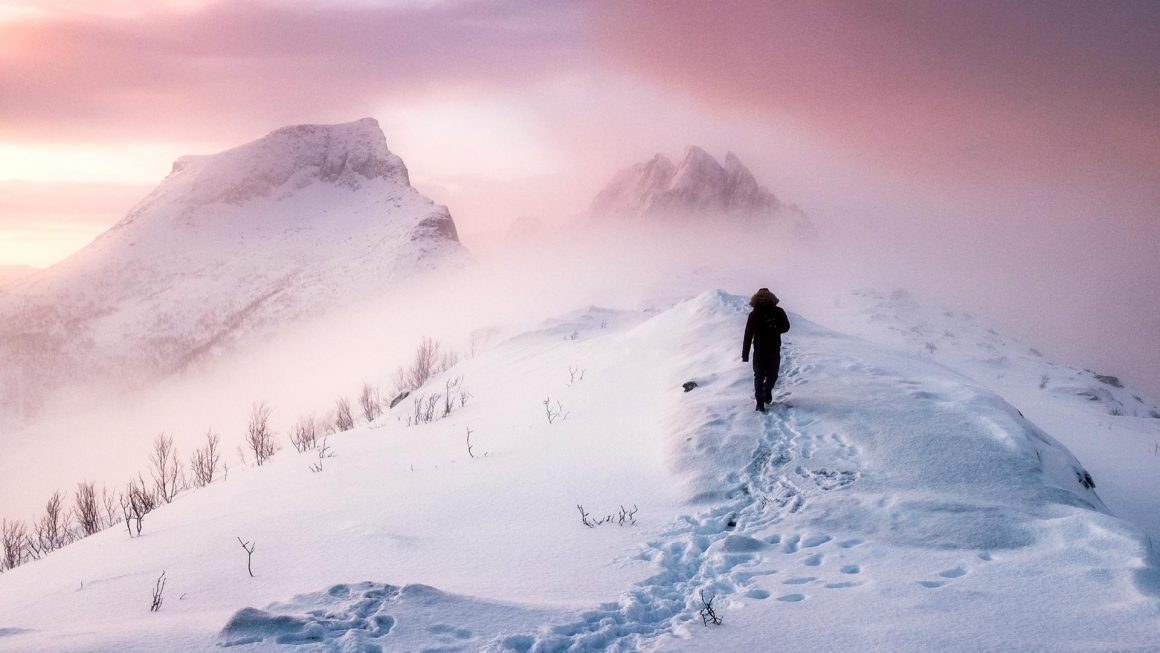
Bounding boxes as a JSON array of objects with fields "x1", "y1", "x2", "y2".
[{"x1": 742, "y1": 288, "x2": 790, "y2": 412}]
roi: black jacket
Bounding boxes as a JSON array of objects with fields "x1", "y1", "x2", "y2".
[{"x1": 742, "y1": 305, "x2": 790, "y2": 361}]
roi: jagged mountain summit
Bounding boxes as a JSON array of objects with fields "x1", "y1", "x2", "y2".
[
  {"x1": 589, "y1": 146, "x2": 813, "y2": 234},
  {"x1": 0, "y1": 118, "x2": 466, "y2": 417}
]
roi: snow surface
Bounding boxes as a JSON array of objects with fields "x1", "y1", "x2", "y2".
[{"x1": 2, "y1": 290, "x2": 1157, "y2": 652}]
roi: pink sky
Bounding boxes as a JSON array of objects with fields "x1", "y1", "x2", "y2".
[{"x1": 1, "y1": 0, "x2": 1158, "y2": 394}]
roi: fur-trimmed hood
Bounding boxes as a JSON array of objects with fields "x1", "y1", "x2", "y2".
[{"x1": 749, "y1": 288, "x2": 779, "y2": 307}]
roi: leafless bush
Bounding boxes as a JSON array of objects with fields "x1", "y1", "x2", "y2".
[
  {"x1": 308, "y1": 435, "x2": 335, "y2": 473},
  {"x1": 443, "y1": 377, "x2": 471, "y2": 416},
  {"x1": 465, "y1": 427, "x2": 485, "y2": 459},
  {"x1": 190, "y1": 430, "x2": 222, "y2": 488},
  {"x1": 28, "y1": 491, "x2": 72, "y2": 557},
  {"x1": 568, "y1": 365, "x2": 586, "y2": 385},
  {"x1": 289, "y1": 416, "x2": 319, "y2": 453},
  {"x1": 1, "y1": 519, "x2": 27, "y2": 571},
  {"x1": 149, "y1": 433, "x2": 183, "y2": 503},
  {"x1": 393, "y1": 337, "x2": 457, "y2": 394},
  {"x1": 74, "y1": 481, "x2": 101, "y2": 537},
  {"x1": 333, "y1": 397, "x2": 355, "y2": 432},
  {"x1": 122, "y1": 474, "x2": 157, "y2": 537},
  {"x1": 576, "y1": 504, "x2": 637, "y2": 528},
  {"x1": 543, "y1": 397, "x2": 567, "y2": 424},
  {"x1": 150, "y1": 571, "x2": 166, "y2": 612},
  {"x1": 359, "y1": 382, "x2": 382, "y2": 422},
  {"x1": 236, "y1": 537, "x2": 256, "y2": 577},
  {"x1": 101, "y1": 486, "x2": 121, "y2": 529},
  {"x1": 245, "y1": 401, "x2": 278, "y2": 466},
  {"x1": 698, "y1": 590, "x2": 722, "y2": 626}
]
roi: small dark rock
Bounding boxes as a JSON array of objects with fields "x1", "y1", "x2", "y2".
[
  {"x1": 682, "y1": 381, "x2": 698, "y2": 392},
  {"x1": 388, "y1": 391, "x2": 411, "y2": 409},
  {"x1": 1076, "y1": 469, "x2": 1096, "y2": 489},
  {"x1": 1094, "y1": 374, "x2": 1123, "y2": 388}
]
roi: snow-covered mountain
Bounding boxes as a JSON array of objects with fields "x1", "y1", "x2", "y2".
[
  {"x1": 590, "y1": 146, "x2": 813, "y2": 234},
  {"x1": 0, "y1": 118, "x2": 466, "y2": 418},
  {"x1": 0, "y1": 289, "x2": 1156, "y2": 652}
]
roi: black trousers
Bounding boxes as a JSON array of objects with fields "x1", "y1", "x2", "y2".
[{"x1": 753, "y1": 348, "x2": 782, "y2": 403}]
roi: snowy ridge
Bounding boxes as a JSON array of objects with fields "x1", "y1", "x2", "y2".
[
  {"x1": 0, "y1": 119, "x2": 465, "y2": 419},
  {"x1": 1, "y1": 290, "x2": 1155, "y2": 652},
  {"x1": 589, "y1": 147, "x2": 813, "y2": 235}
]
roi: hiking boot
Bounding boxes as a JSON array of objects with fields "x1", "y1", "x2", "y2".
[{"x1": 756, "y1": 401, "x2": 766, "y2": 412}]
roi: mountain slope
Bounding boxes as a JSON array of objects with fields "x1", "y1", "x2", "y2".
[
  {"x1": 0, "y1": 290, "x2": 1154, "y2": 652},
  {"x1": 0, "y1": 118, "x2": 466, "y2": 418}
]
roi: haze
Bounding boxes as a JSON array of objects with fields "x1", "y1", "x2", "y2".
[{"x1": 1, "y1": 2, "x2": 1157, "y2": 398}]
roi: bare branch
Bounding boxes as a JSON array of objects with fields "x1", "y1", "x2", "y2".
[
  {"x1": 150, "y1": 571, "x2": 166, "y2": 612},
  {"x1": 74, "y1": 481, "x2": 101, "y2": 536},
  {"x1": 149, "y1": 433, "x2": 182, "y2": 503},
  {"x1": 245, "y1": 402, "x2": 278, "y2": 466},
  {"x1": 358, "y1": 383, "x2": 382, "y2": 422},
  {"x1": 333, "y1": 397, "x2": 355, "y2": 432},
  {"x1": 189, "y1": 430, "x2": 222, "y2": 487},
  {"x1": 236, "y1": 537, "x2": 256, "y2": 577}
]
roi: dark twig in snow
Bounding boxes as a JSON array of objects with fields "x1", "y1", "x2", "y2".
[{"x1": 237, "y1": 537, "x2": 256, "y2": 577}]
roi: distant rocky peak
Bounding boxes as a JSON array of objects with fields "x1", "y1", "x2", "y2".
[
  {"x1": 590, "y1": 147, "x2": 811, "y2": 235},
  {"x1": 165, "y1": 118, "x2": 411, "y2": 206}
]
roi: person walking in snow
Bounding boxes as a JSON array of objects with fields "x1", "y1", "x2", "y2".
[{"x1": 742, "y1": 288, "x2": 791, "y2": 412}]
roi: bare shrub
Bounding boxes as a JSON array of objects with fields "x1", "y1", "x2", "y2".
[
  {"x1": 1, "y1": 519, "x2": 27, "y2": 571},
  {"x1": 150, "y1": 571, "x2": 166, "y2": 612},
  {"x1": 333, "y1": 397, "x2": 355, "y2": 432},
  {"x1": 149, "y1": 433, "x2": 183, "y2": 503},
  {"x1": 74, "y1": 481, "x2": 101, "y2": 537},
  {"x1": 122, "y1": 474, "x2": 157, "y2": 537},
  {"x1": 576, "y1": 503, "x2": 637, "y2": 528},
  {"x1": 359, "y1": 383, "x2": 382, "y2": 422},
  {"x1": 393, "y1": 337, "x2": 457, "y2": 394},
  {"x1": 698, "y1": 590, "x2": 722, "y2": 626},
  {"x1": 543, "y1": 397, "x2": 567, "y2": 424},
  {"x1": 190, "y1": 430, "x2": 222, "y2": 488},
  {"x1": 28, "y1": 491, "x2": 72, "y2": 557},
  {"x1": 236, "y1": 537, "x2": 256, "y2": 577},
  {"x1": 289, "y1": 416, "x2": 319, "y2": 453},
  {"x1": 446, "y1": 377, "x2": 471, "y2": 414},
  {"x1": 101, "y1": 486, "x2": 121, "y2": 529},
  {"x1": 245, "y1": 402, "x2": 278, "y2": 466},
  {"x1": 308, "y1": 435, "x2": 335, "y2": 473}
]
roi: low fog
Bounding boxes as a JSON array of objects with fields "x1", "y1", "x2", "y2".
[{"x1": 2, "y1": 203, "x2": 1156, "y2": 523}]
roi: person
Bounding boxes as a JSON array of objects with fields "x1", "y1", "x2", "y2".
[{"x1": 742, "y1": 288, "x2": 790, "y2": 412}]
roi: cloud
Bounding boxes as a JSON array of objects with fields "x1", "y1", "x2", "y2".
[
  {"x1": 592, "y1": 1, "x2": 1160, "y2": 194},
  {"x1": 0, "y1": 0, "x2": 587, "y2": 143}
]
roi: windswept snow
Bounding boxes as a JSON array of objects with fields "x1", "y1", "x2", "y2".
[{"x1": 1, "y1": 290, "x2": 1156, "y2": 652}]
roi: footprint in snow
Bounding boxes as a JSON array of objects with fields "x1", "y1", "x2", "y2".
[
  {"x1": 802, "y1": 535, "x2": 832, "y2": 548},
  {"x1": 825, "y1": 581, "x2": 861, "y2": 589},
  {"x1": 778, "y1": 593, "x2": 806, "y2": 602}
]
